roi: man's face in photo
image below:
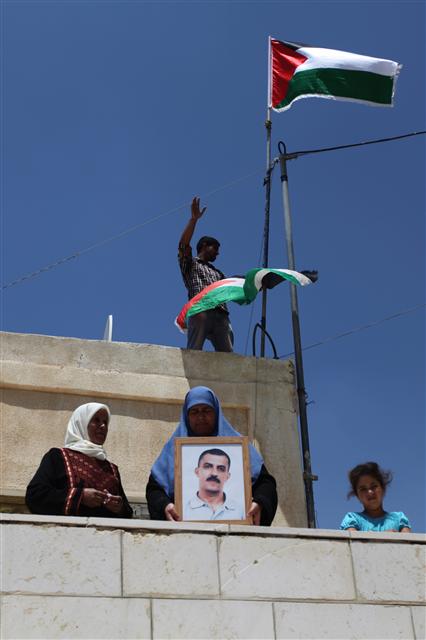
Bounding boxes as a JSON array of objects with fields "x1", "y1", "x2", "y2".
[{"x1": 195, "y1": 453, "x2": 230, "y2": 496}]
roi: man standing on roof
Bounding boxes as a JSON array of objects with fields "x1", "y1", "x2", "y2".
[{"x1": 178, "y1": 197, "x2": 233, "y2": 352}]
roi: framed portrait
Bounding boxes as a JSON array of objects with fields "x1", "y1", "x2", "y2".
[{"x1": 174, "y1": 436, "x2": 252, "y2": 523}]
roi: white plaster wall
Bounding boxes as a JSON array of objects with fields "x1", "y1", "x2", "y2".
[{"x1": 1, "y1": 515, "x2": 425, "y2": 640}]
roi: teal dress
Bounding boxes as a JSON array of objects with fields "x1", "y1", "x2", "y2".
[{"x1": 340, "y1": 511, "x2": 411, "y2": 531}]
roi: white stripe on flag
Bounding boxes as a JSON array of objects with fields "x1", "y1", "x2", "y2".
[{"x1": 295, "y1": 47, "x2": 400, "y2": 77}]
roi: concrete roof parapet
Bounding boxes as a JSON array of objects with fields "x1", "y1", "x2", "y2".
[{"x1": 2, "y1": 514, "x2": 424, "y2": 543}]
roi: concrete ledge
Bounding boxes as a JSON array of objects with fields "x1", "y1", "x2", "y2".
[
  {"x1": 348, "y1": 529, "x2": 426, "y2": 543},
  {"x1": 0, "y1": 331, "x2": 295, "y2": 384},
  {"x1": 1, "y1": 513, "x2": 90, "y2": 526},
  {"x1": 1, "y1": 514, "x2": 425, "y2": 541},
  {"x1": 1, "y1": 516, "x2": 424, "y2": 639}
]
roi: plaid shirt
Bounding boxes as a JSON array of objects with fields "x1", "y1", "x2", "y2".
[{"x1": 178, "y1": 243, "x2": 228, "y2": 313}]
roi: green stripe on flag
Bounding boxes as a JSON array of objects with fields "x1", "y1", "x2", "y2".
[
  {"x1": 276, "y1": 68, "x2": 395, "y2": 110},
  {"x1": 243, "y1": 268, "x2": 309, "y2": 301},
  {"x1": 243, "y1": 269, "x2": 262, "y2": 302},
  {"x1": 186, "y1": 284, "x2": 247, "y2": 319}
]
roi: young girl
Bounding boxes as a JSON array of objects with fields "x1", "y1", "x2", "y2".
[{"x1": 340, "y1": 461, "x2": 411, "y2": 532}]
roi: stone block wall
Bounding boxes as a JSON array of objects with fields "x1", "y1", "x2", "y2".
[{"x1": 1, "y1": 514, "x2": 425, "y2": 639}]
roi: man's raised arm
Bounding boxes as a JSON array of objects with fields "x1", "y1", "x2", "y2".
[{"x1": 179, "y1": 196, "x2": 207, "y2": 247}]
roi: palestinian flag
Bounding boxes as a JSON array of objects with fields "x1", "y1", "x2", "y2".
[
  {"x1": 175, "y1": 268, "x2": 311, "y2": 332},
  {"x1": 269, "y1": 38, "x2": 401, "y2": 112}
]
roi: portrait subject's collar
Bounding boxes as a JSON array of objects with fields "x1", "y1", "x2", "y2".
[{"x1": 189, "y1": 492, "x2": 237, "y2": 511}]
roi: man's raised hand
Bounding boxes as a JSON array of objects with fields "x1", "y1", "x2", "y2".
[{"x1": 191, "y1": 196, "x2": 207, "y2": 220}]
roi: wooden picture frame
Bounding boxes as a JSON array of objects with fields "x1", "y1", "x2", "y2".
[{"x1": 174, "y1": 436, "x2": 252, "y2": 524}]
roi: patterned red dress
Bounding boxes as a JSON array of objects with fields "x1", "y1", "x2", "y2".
[{"x1": 26, "y1": 447, "x2": 133, "y2": 518}]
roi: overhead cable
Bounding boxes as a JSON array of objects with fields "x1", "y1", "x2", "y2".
[
  {"x1": 280, "y1": 130, "x2": 426, "y2": 161},
  {"x1": 279, "y1": 302, "x2": 425, "y2": 359},
  {"x1": 244, "y1": 235, "x2": 265, "y2": 356},
  {"x1": 2, "y1": 169, "x2": 262, "y2": 290},
  {"x1": 3, "y1": 129, "x2": 424, "y2": 290}
]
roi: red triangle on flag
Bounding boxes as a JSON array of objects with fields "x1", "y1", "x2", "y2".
[{"x1": 270, "y1": 39, "x2": 308, "y2": 108}]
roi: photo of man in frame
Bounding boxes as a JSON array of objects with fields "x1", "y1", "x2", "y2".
[{"x1": 183, "y1": 447, "x2": 245, "y2": 521}]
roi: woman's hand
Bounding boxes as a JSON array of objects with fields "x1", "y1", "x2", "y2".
[
  {"x1": 81, "y1": 488, "x2": 106, "y2": 508},
  {"x1": 164, "y1": 503, "x2": 180, "y2": 521},
  {"x1": 103, "y1": 492, "x2": 123, "y2": 514},
  {"x1": 247, "y1": 501, "x2": 262, "y2": 526},
  {"x1": 81, "y1": 489, "x2": 123, "y2": 513}
]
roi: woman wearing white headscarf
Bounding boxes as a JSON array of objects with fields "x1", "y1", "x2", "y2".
[{"x1": 26, "y1": 403, "x2": 132, "y2": 518}]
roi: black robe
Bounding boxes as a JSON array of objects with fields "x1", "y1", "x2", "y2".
[{"x1": 26, "y1": 447, "x2": 133, "y2": 518}]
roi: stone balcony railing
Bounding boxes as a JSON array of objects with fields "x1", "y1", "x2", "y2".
[{"x1": 1, "y1": 513, "x2": 425, "y2": 639}]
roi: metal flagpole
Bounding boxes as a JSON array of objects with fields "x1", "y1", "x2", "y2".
[
  {"x1": 260, "y1": 38, "x2": 273, "y2": 357},
  {"x1": 278, "y1": 140, "x2": 317, "y2": 528},
  {"x1": 260, "y1": 112, "x2": 273, "y2": 357}
]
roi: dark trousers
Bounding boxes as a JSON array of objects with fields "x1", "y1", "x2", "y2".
[{"x1": 187, "y1": 310, "x2": 234, "y2": 352}]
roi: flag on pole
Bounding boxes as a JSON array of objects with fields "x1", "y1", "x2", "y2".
[
  {"x1": 269, "y1": 38, "x2": 401, "y2": 112},
  {"x1": 175, "y1": 268, "x2": 312, "y2": 332}
]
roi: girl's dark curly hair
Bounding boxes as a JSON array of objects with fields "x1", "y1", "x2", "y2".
[{"x1": 348, "y1": 461, "x2": 393, "y2": 498}]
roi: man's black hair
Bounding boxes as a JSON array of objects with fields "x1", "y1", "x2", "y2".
[
  {"x1": 197, "y1": 448, "x2": 231, "y2": 469},
  {"x1": 196, "y1": 236, "x2": 220, "y2": 254}
]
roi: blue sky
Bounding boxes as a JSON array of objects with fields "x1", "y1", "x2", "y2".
[{"x1": 2, "y1": 1, "x2": 425, "y2": 530}]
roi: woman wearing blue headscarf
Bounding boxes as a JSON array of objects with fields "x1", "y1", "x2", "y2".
[{"x1": 146, "y1": 386, "x2": 277, "y2": 525}]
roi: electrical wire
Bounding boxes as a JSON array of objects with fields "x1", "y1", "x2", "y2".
[
  {"x1": 2, "y1": 168, "x2": 263, "y2": 290},
  {"x1": 244, "y1": 234, "x2": 265, "y2": 356},
  {"x1": 3, "y1": 129, "x2": 424, "y2": 290},
  {"x1": 279, "y1": 302, "x2": 425, "y2": 359},
  {"x1": 280, "y1": 130, "x2": 426, "y2": 160}
]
